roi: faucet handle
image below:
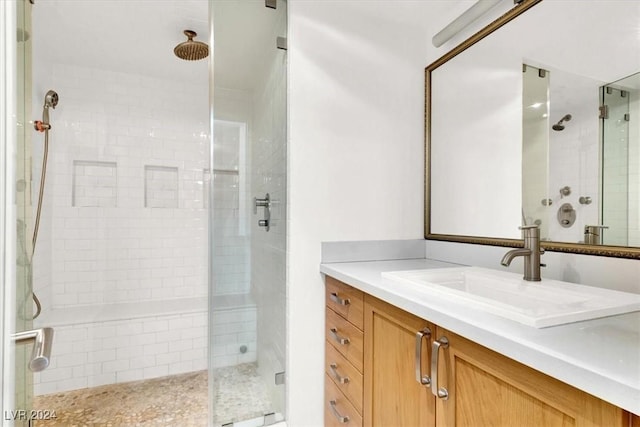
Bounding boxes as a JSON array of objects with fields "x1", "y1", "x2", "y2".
[{"x1": 519, "y1": 224, "x2": 540, "y2": 239}]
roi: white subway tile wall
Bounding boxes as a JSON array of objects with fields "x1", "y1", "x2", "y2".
[
  {"x1": 31, "y1": 63, "x2": 228, "y2": 394},
  {"x1": 72, "y1": 161, "x2": 118, "y2": 208},
  {"x1": 34, "y1": 304, "x2": 257, "y2": 395},
  {"x1": 144, "y1": 165, "x2": 179, "y2": 209},
  {"x1": 33, "y1": 63, "x2": 209, "y2": 311}
]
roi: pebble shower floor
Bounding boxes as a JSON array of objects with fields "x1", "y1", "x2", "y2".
[{"x1": 32, "y1": 363, "x2": 273, "y2": 426}]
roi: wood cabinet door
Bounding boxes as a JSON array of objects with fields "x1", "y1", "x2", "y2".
[
  {"x1": 434, "y1": 327, "x2": 630, "y2": 427},
  {"x1": 363, "y1": 295, "x2": 435, "y2": 427}
]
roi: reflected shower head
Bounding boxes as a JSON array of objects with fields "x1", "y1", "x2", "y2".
[
  {"x1": 174, "y1": 30, "x2": 209, "y2": 61},
  {"x1": 552, "y1": 114, "x2": 572, "y2": 131}
]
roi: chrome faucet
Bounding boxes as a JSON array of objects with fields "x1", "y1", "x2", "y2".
[{"x1": 501, "y1": 225, "x2": 544, "y2": 281}]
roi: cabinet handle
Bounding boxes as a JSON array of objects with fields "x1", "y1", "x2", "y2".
[
  {"x1": 329, "y1": 292, "x2": 351, "y2": 306},
  {"x1": 431, "y1": 336, "x2": 449, "y2": 400},
  {"x1": 415, "y1": 328, "x2": 432, "y2": 386},
  {"x1": 329, "y1": 363, "x2": 350, "y2": 384},
  {"x1": 329, "y1": 327, "x2": 351, "y2": 345},
  {"x1": 329, "y1": 399, "x2": 350, "y2": 423}
]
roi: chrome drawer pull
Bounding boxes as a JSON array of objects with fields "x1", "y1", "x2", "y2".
[
  {"x1": 431, "y1": 336, "x2": 449, "y2": 399},
  {"x1": 329, "y1": 327, "x2": 350, "y2": 345},
  {"x1": 329, "y1": 292, "x2": 351, "y2": 306},
  {"x1": 415, "y1": 328, "x2": 431, "y2": 386},
  {"x1": 329, "y1": 399, "x2": 350, "y2": 423},
  {"x1": 329, "y1": 363, "x2": 350, "y2": 384}
]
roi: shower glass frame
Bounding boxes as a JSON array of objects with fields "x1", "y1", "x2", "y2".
[{"x1": 2, "y1": 0, "x2": 35, "y2": 422}]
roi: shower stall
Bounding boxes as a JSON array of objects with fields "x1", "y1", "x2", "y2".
[{"x1": 2, "y1": 1, "x2": 287, "y2": 426}]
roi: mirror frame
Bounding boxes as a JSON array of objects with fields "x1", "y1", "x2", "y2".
[{"x1": 424, "y1": 0, "x2": 640, "y2": 260}]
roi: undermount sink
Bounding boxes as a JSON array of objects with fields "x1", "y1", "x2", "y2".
[{"x1": 381, "y1": 267, "x2": 640, "y2": 328}]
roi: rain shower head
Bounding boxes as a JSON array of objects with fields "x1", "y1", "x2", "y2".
[
  {"x1": 552, "y1": 114, "x2": 572, "y2": 131},
  {"x1": 174, "y1": 30, "x2": 209, "y2": 61}
]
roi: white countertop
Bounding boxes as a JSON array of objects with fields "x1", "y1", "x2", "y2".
[{"x1": 320, "y1": 258, "x2": 640, "y2": 416}]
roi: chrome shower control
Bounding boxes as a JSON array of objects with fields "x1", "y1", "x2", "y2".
[
  {"x1": 254, "y1": 194, "x2": 270, "y2": 214},
  {"x1": 579, "y1": 196, "x2": 592, "y2": 205},
  {"x1": 557, "y1": 203, "x2": 576, "y2": 228},
  {"x1": 254, "y1": 193, "x2": 271, "y2": 232}
]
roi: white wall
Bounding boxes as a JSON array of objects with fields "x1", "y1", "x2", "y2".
[
  {"x1": 287, "y1": 1, "x2": 467, "y2": 423},
  {"x1": 287, "y1": 1, "x2": 640, "y2": 424}
]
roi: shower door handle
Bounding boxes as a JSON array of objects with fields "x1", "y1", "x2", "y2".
[
  {"x1": 11, "y1": 327, "x2": 54, "y2": 372},
  {"x1": 254, "y1": 194, "x2": 270, "y2": 214},
  {"x1": 254, "y1": 193, "x2": 271, "y2": 232}
]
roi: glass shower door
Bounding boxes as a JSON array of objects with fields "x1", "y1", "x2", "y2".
[
  {"x1": 209, "y1": 0, "x2": 287, "y2": 425},
  {"x1": 4, "y1": 0, "x2": 36, "y2": 424}
]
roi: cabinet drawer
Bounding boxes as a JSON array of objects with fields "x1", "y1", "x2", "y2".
[
  {"x1": 325, "y1": 341, "x2": 363, "y2": 413},
  {"x1": 326, "y1": 277, "x2": 364, "y2": 330},
  {"x1": 325, "y1": 373, "x2": 363, "y2": 427},
  {"x1": 326, "y1": 308, "x2": 364, "y2": 373}
]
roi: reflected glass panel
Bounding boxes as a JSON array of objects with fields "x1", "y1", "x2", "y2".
[{"x1": 601, "y1": 72, "x2": 640, "y2": 247}]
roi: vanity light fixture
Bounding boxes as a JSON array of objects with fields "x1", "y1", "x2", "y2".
[{"x1": 432, "y1": 0, "x2": 522, "y2": 48}]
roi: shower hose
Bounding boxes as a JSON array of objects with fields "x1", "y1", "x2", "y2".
[{"x1": 28, "y1": 127, "x2": 49, "y2": 320}]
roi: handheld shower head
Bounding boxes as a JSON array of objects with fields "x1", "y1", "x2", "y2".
[
  {"x1": 44, "y1": 90, "x2": 59, "y2": 110},
  {"x1": 36, "y1": 90, "x2": 59, "y2": 132}
]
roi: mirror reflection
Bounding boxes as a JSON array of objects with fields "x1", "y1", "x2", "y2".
[
  {"x1": 427, "y1": 0, "x2": 640, "y2": 256},
  {"x1": 522, "y1": 68, "x2": 640, "y2": 247}
]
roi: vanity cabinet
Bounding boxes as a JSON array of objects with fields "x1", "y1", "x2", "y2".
[
  {"x1": 363, "y1": 294, "x2": 435, "y2": 426},
  {"x1": 325, "y1": 276, "x2": 636, "y2": 427},
  {"x1": 433, "y1": 327, "x2": 628, "y2": 427}
]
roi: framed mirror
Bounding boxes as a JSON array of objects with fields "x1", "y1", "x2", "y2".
[{"x1": 425, "y1": 0, "x2": 640, "y2": 259}]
